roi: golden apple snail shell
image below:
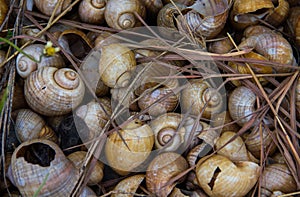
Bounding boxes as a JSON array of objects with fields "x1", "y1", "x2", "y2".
[{"x1": 24, "y1": 67, "x2": 85, "y2": 116}]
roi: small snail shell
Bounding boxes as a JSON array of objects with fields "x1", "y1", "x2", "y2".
[
  {"x1": 176, "y1": 0, "x2": 230, "y2": 39},
  {"x1": 24, "y1": 67, "x2": 85, "y2": 116},
  {"x1": 208, "y1": 36, "x2": 234, "y2": 54},
  {"x1": 287, "y1": 7, "x2": 300, "y2": 47},
  {"x1": 0, "y1": 0, "x2": 8, "y2": 26},
  {"x1": 67, "y1": 151, "x2": 104, "y2": 186},
  {"x1": 78, "y1": 0, "x2": 106, "y2": 24},
  {"x1": 105, "y1": 119, "x2": 154, "y2": 175},
  {"x1": 228, "y1": 86, "x2": 256, "y2": 127},
  {"x1": 20, "y1": 28, "x2": 46, "y2": 46},
  {"x1": 34, "y1": 0, "x2": 72, "y2": 16},
  {"x1": 75, "y1": 98, "x2": 112, "y2": 142},
  {"x1": 215, "y1": 131, "x2": 258, "y2": 162},
  {"x1": 99, "y1": 43, "x2": 136, "y2": 88},
  {"x1": 196, "y1": 154, "x2": 260, "y2": 197},
  {"x1": 15, "y1": 109, "x2": 58, "y2": 143},
  {"x1": 16, "y1": 44, "x2": 65, "y2": 78},
  {"x1": 111, "y1": 174, "x2": 145, "y2": 197},
  {"x1": 9, "y1": 139, "x2": 79, "y2": 196},
  {"x1": 104, "y1": 0, "x2": 146, "y2": 30},
  {"x1": 181, "y1": 79, "x2": 223, "y2": 119},
  {"x1": 264, "y1": 0, "x2": 289, "y2": 27},
  {"x1": 146, "y1": 152, "x2": 189, "y2": 197},
  {"x1": 150, "y1": 113, "x2": 184, "y2": 152},
  {"x1": 261, "y1": 164, "x2": 297, "y2": 197}
]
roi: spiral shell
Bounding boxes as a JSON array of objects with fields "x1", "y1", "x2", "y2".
[
  {"x1": 104, "y1": 0, "x2": 146, "y2": 30},
  {"x1": 67, "y1": 151, "x2": 104, "y2": 185},
  {"x1": 105, "y1": 119, "x2": 154, "y2": 175},
  {"x1": 111, "y1": 174, "x2": 144, "y2": 197},
  {"x1": 0, "y1": 0, "x2": 7, "y2": 26},
  {"x1": 24, "y1": 67, "x2": 85, "y2": 116},
  {"x1": 228, "y1": 86, "x2": 256, "y2": 127},
  {"x1": 181, "y1": 79, "x2": 223, "y2": 119},
  {"x1": 99, "y1": 43, "x2": 136, "y2": 88},
  {"x1": 9, "y1": 139, "x2": 79, "y2": 196},
  {"x1": 78, "y1": 0, "x2": 106, "y2": 24},
  {"x1": 176, "y1": 0, "x2": 230, "y2": 39},
  {"x1": 16, "y1": 44, "x2": 65, "y2": 78},
  {"x1": 208, "y1": 36, "x2": 234, "y2": 54},
  {"x1": 15, "y1": 109, "x2": 58, "y2": 143},
  {"x1": 146, "y1": 152, "x2": 189, "y2": 197},
  {"x1": 261, "y1": 164, "x2": 297, "y2": 197},
  {"x1": 34, "y1": 0, "x2": 72, "y2": 16},
  {"x1": 264, "y1": 0, "x2": 289, "y2": 27},
  {"x1": 196, "y1": 154, "x2": 260, "y2": 197}
]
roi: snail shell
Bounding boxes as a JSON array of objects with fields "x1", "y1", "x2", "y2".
[
  {"x1": 24, "y1": 67, "x2": 85, "y2": 116},
  {"x1": 0, "y1": 0, "x2": 7, "y2": 26},
  {"x1": 228, "y1": 86, "x2": 256, "y2": 127},
  {"x1": 111, "y1": 174, "x2": 144, "y2": 197},
  {"x1": 176, "y1": 0, "x2": 230, "y2": 39},
  {"x1": 67, "y1": 151, "x2": 104, "y2": 186},
  {"x1": 15, "y1": 109, "x2": 58, "y2": 143},
  {"x1": 20, "y1": 28, "x2": 46, "y2": 46},
  {"x1": 79, "y1": 0, "x2": 106, "y2": 24},
  {"x1": 99, "y1": 43, "x2": 136, "y2": 88},
  {"x1": 34, "y1": 0, "x2": 72, "y2": 16},
  {"x1": 212, "y1": 111, "x2": 240, "y2": 133},
  {"x1": 9, "y1": 139, "x2": 79, "y2": 196},
  {"x1": 215, "y1": 131, "x2": 258, "y2": 162},
  {"x1": 181, "y1": 79, "x2": 223, "y2": 119},
  {"x1": 104, "y1": 0, "x2": 146, "y2": 30},
  {"x1": 16, "y1": 44, "x2": 65, "y2": 78},
  {"x1": 287, "y1": 7, "x2": 300, "y2": 47},
  {"x1": 208, "y1": 36, "x2": 234, "y2": 54},
  {"x1": 264, "y1": 0, "x2": 289, "y2": 27},
  {"x1": 196, "y1": 154, "x2": 260, "y2": 197},
  {"x1": 105, "y1": 119, "x2": 154, "y2": 175},
  {"x1": 146, "y1": 152, "x2": 189, "y2": 197},
  {"x1": 143, "y1": 0, "x2": 163, "y2": 17},
  {"x1": 80, "y1": 186, "x2": 97, "y2": 197},
  {"x1": 261, "y1": 164, "x2": 297, "y2": 197}
]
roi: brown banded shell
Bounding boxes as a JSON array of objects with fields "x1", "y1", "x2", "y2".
[
  {"x1": 105, "y1": 119, "x2": 154, "y2": 175},
  {"x1": 261, "y1": 164, "x2": 297, "y2": 197},
  {"x1": 24, "y1": 67, "x2": 85, "y2": 116},
  {"x1": 176, "y1": 0, "x2": 230, "y2": 39},
  {"x1": 287, "y1": 7, "x2": 300, "y2": 47},
  {"x1": 15, "y1": 109, "x2": 58, "y2": 143},
  {"x1": 0, "y1": 0, "x2": 7, "y2": 26},
  {"x1": 228, "y1": 86, "x2": 256, "y2": 126},
  {"x1": 99, "y1": 43, "x2": 136, "y2": 88},
  {"x1": 79, "y1": 0, "x2": 106, "y2": 24},
  {"x1": 104, "y1": 0, "x2": 146, "y2": 30},
  {"x1": 196, "y1": 154, "x2": 260, "y2": 197},
  {"x1": 9, "y1": 139, "x2": 79, "y2": 196},
  {"x1": 111, "y1": 174, "x2": 145, "y2": 197},
  {"x1": 146, "y1": 152, "x2": 189, "y2": 197},
  {"x1": 67, "y1": 151, "x2": 104, "y2": 185},
  {"x1": 16, "y1": 44, "x2": 65, "y2": 78},
  {"x1": 264, "y1": 0, "x2": 289, "y2": 27},
  {"x1": 34, "y1": 0, "x2": 72, "y2": 16},
  {"x1": 181, "y1": 79, "x2": 223, "y2": 119}
]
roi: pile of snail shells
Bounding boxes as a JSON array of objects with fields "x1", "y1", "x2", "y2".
[{"x1": 4, "y1": 0, "x2": 300, "y2": 196}]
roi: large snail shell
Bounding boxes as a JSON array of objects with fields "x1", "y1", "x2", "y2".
[
  {"x1": 16, "y1": 44, "x2": 65, "y2": 78},
  {"x1": 105, "y1": 119, "x2": 154, "y2": 175},
  {"x1": 215, "y1": 131, "x2": 258, "y2": 162},
  {"x1": 228, "y1": 86, "x2": 256, "y2": 127},
  {"x1": 287, "y1": 7, "x2": 300, "y2": 47},
  {"x1": 9, "y1": 139, "x2": 79, "y2": 196},
  {"x1": 0, "y1": 0, "x2": 7, "y2": 26},
  {"x1": 146, "y1": 152, "x2": 189, "y2": 197},
  {"x1": 34, "y1": 0, "x2": 72, "y2": 16},
  {"x1": 15, "y1": 109, "x2": 58, "y2": 143},
  {"x1": 261, "y1": 164, "x2": 297, "y2": 197},
  {"x1": 75, "y1": 98, "x2": 112, "y2": 141},
  {"x1": 104, "y1": 0, "x2": 146, "y2": 30},
  {"x1": 238, "y1": 32, "x2": 296, "y2": 73},
  {"x1": 24, "y1": 67, "x2": 85, "y2": 116},
  {"x1": 111, "y1": 174, "x2": 144, "y2": 197},
  {"x1": 264, "y1": 0, "x2": 289, "y2": 27},
  {"x1": 150, "y1": 113, "x2": 184, "y2": 152},
  {"x1": 196, "y1": 154, "x2": 260, "y2": 197},
  {"x1": 79, "y1": 0, "x2": 106, "y2": 24},
  {"x1": 176, "y1": 0, "x2": 229, "y2": 39},
  {"x1": 99, "y1": 43, "x2": 136, "y2": 88},
  {"x1": 230, "y1": 0, "x2": 274, "y2": 30},
  {"x1": 67, "y1": 151, "x2": 104, "y2": 186},
  {"x1": 181, "y1": 79, "x2": 223, "y2": 119}
]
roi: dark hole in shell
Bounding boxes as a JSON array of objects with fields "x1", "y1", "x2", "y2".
[{"x1": 208, "y1": 167, "x2": 221, "y2": 190}]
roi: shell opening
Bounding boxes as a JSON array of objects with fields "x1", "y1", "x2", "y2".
[
  {"x1": 208, "y1": 167, "x2": 221, "y2": 190},
  {"x1": 16, "y1": 142, "x2": 56, "y2": 167}
]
